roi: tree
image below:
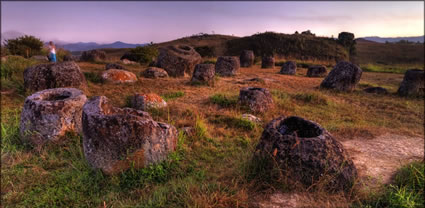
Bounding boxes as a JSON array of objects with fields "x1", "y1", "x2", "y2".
[
  {"x1": 4, "y1": 35, "x2": 43, "y2": 58},
  {"x1": 337, "y1": 32, "x2": 356, "y2": 59},
  {"x1": 301, "y1": 30, "x2": 315, "y2": 36},
  {"x1": 121, "y1": 44, "x2": 159, "y2": 65}
]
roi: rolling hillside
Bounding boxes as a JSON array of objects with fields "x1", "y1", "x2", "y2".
[
  {"x1": 89, "y1": 33, "x2": 423, "y2": 68},
  {"x1": 353, "y1": 39, "x2": 424, "y2": 66}
]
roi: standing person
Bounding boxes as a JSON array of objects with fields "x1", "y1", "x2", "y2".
[{"x1": 48, "y1": 41, "x2": 57, "y2": 63}]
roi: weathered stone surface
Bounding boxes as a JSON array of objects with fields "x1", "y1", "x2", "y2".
[
  {"x1": 23, "y1": 61, "x2": 87, "y2": 92},
  {"x1": 131, "y1": 93, "x2": 167, "y2": 111},
  {"x1": 80, "y1": 49, "x2": 106, "y2": 62},
  {"x1": 101, "y1": 69, "x2": 137, "y2": 83},
  {"x1": 261, "y1": 56, "x2": 275, "y2": 69},
  {"x1": 242, "y1": 114, "x2": 261, "y2": 123},
  {"x1": 121, "y1": 59, "x2": 138, "y2": 65},
  {"x1": 82, "y1": 96, "x2": 177, "y2": 175},
  {"x1": 20, "y1": 88, "x2": 87, "y2": 145},
  {"x1": 320, "y1": 61, "x2": 362, "y2": 92},
  {"x1": 191, "y1": 64, "x2": 215, "y2": 85},
  {"x1": 280, "y1": 61, "x2": 297, "y2": 75},
  {"x1": 364, "y1": 87, "x2": 388, "y2": 95},
  {"x1": 31, "y1": 55, "x2": 49, "y2": 61},
  {"x1": 239, "y1": 87, "x2": 274, "y2": 113},
  {"x1": 215, "y1": 56, "x2": 240, "y2": 76},
  {"x1": 105, "y1": 63, "x2": 125, "y2": 70},
  {"x1": 255, "y1": 116, "x2": 357, "y2": 191},
  {"x1": 307, "y1": 65, "x2": 327, "y2": 77},
  {"x1": 240, "y1": 50, "x2": 254, "y2": 67},
  {"x1": 142, "y1": 67, "x2": 169, "y2": 79},
  {"x1": 397, "y1": 69, "x2": 424, "y2": 96},
  {"x1": 63, "y1": 55, "x2": 74, "y2": 61},
  {"x1": 156, "y1": 45, "x2": 202, "y2": 77}
]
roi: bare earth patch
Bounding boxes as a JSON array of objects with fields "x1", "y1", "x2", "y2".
[
  {"x1": 342, "y1": 133, "x2": 424, "y2": 187},
  {"x1": 255, "y1": 133, "x2": 424, "y2": 208}
]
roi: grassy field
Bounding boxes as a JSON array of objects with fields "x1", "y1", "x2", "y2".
[{"x1": 1, "y1": 55, "x2": 424, "y2": 207}]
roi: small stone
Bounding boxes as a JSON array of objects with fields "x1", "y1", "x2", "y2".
[
  {"x1": 239, "y1": 87, "x2": 274, "y2": 113},
  {"x1": 131, "y1": 93, "x2": 167, "y2": 111},
  {"x1": 242, "y1": 114, "x2": 261, "y2": 123},
  {"x1": 63, "y1": 55, "x2": 74, "y2": 61},
  {"x1": 307, "y1": 65, "x2": 327, "y2": 77},
  {"x1": 261, "y1": 56, "x2": 275, "y2": 69},
  {"x1": 320, "y1": 61, "x2": 362, "y2": 92},
  {"x1": 364, "y1": 87, "x2": 388, "y2": 94},
  {"x1": 240, "y1": 50, "x2": 254, "y2": 67},
  {"x1": 80, "y1": 50, "x2": 106, "y2": 62},
  {"x1": 215, "y1": 56, "x2": 240, "y2": 76},
  {"x1": 20, "y1": 88, "x2": 87, "y2": 145},
  {"x1": 280, "y1": 61, "x2": 297, "y2": 75},
  {"x1": 142, "y1": 67, "x2": 169, "y2": 79},
  {"x1": 397, "y1": 69, "x2": 424, "y2": 97},
  {"x1": 105, "y1": 63, "x2": 126, "y2": 70},
  {"x1": 121, "y1": 59, "x2": 138, "y2": 65},
  {"x1": 82, "y1": 96, "x2": 177, "y2": 175},
  {"x1": 191, "y1": 64, "x2": 215, "y2": 85},
  {"x1": 101, "y1": 69, "x2": 137, "y2": 83}
]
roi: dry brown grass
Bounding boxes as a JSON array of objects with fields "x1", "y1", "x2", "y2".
[{"x1": 1, "y1": 60, "x2": 423, "y2": 207}]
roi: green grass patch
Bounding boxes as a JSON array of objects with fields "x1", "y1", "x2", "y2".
[
  {"x1": 161, "y1": 91, "x2": 185, "y2": 101},
  {"x1": 209, "y1": 93, "x2": 238, "y2": 108},
  {"x1": 360, "y1": 64, "x2": 423, "y2": 74},
  {"x1": 356, "y1": 161, "x2": 424, "y2": 208},
  {"x1": 83, "y1": 72, "x2": 103, "y2": 84},
  {"x1": 292, "y1": 92, "x2": 329, "y2": 105},
  {"x1": 209, "y1": 115, "x2": 256, "y2": 131}
]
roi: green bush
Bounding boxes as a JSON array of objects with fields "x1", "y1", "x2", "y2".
[
  {"x1": 195, "y1": 46, "x2": 216, "y2": 57},
  {"x1": 4, "y1": 35, "x2": 44, "y2": 58},
  {"x1": 121, "y1": 45, "x2": 159, "y2": 65}
]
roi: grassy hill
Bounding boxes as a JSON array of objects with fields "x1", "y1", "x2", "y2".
[
  {"x1": 83, "y1": 33, "x2": 423, "y2": 73},
  {"x1": 353, "y1": 39, "x2": 424, "y2": 73},
  {"x1": 225, "y1": 32, "x2": 348, "y2": 63}
]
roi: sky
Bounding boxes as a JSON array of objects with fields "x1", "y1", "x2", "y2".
[{"x1": 1, "y1": 1, "x2": 424, "y2": 44}]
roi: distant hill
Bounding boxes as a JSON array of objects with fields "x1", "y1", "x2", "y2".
[
  {"x1": 353, "y1": 39, "x2": 424, "y2": 65},
  {"x1": 61, "y1": 41, "x2": 147, "y2": 52},
  {"x1": 226, "y1": 32, "x2": 348, "y2": 62},
  {"x1": 360, "y1": 36, "x2": 424, "y2": 43}
]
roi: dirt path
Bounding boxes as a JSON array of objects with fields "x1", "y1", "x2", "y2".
[
  {"x1": 342, "y1": 133, "x2": 424, "y2": 187},
  {"x1": 255, "y1": 133, "x2": 424, "y2": 208}
]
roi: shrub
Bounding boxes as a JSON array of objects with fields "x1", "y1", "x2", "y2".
[
  {"x1": 121, "y1": 45, "x2": 159, "y2": 65},
  {"x1": 4, "y1": 35, "x2": 44, "y2": 58},
  {"x1": 195, "y1": 46, "x2": 216, "y2": 57},
  {"x1": 1, "y1": 55, "x2": 37, "y2": 79}
]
